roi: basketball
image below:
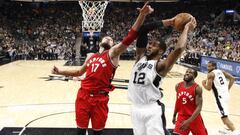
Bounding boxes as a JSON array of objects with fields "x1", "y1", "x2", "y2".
[{"x1": 173, "y1": 13, "x2": 192, "y2": 32}]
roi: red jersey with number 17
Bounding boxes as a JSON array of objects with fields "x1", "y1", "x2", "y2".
[
  {"x1": 176, "y1": 81, "x2": 198, "y2": 116},
  {"x1": 81, "y1": 50, "x2": 117, "y2": 92}
]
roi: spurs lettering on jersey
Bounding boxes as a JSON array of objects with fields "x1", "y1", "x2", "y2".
[
  {"x1": 128, "y1": 56, "x2": 163, "y2": 104},
  {"x1": 133, "y1": 61, "x2": 153, "y2": 85}
]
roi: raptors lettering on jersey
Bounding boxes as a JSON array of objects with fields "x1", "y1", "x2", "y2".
[{"x1": 81, "y1": 50, "x2": 116, "y2": 92}]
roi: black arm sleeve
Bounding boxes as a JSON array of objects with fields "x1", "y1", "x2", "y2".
[{"x1": 136, "y1": 21, "x2": 164, "y2": 48}]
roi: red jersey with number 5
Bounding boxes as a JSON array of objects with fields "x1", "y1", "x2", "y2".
[
  {"x1": 81, "y1": 50, "x2": 117, "y2": 92},
  {"x1": 175, "y1": 81, "x2": 198, "y2": 116}
]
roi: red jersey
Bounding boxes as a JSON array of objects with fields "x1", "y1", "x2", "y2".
[
  {"x1": 81, "y1": 50, "x2": 117, "y2": 92},
  {"x1": 175, "y1": 81, "x2": 198, "y2": 116}
]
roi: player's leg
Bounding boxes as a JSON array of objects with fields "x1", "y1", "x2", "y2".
[
  {"x1": 218, "y1": 97, "x2": 235, "y2": 131},
  {"x1": 159, "y1": 102, "x2": 170, "y2": 135},
  {"x1": 131, "y1": 105, "x2": 146, "y2": 135},
  {"x1": 221, "y1": 116, "x2": 235, "y2": 131},
  {"x1": 145, "y1": 103, "x2": 166, "y2": 135},
  {"x1": 77, "y1": 128, "x2": 87, "y2": 135},
  {"x1": 173, "y1": 115, "x2": 190, "y2": 135},
  {"x1": 75, "y1": 98, "x2": 91, "y2": 135},
  {"x1": 190, "y1": 116, "x2": 208, "y2": 135},
  {"x1": 93, "y1": 130, "x2": 104, "y2": 135},
  {"x1": 91, "y1": 97, "x2": 109, "y2": 135}
]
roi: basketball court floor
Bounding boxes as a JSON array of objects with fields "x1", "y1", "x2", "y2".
[{"x1": 0, "y1": 60, "x2": 239, "y2": 135}]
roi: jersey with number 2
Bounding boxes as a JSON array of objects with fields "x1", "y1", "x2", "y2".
[{"x1": 212, "y1": 69, "x2": 229, "y2": 96}]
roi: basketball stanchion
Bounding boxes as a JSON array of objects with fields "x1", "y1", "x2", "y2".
[
  {"x1": 39, "y1": 75, "x2": 130, "y2": 90},
  {"x1": 112, "y1": 78, "x2": 129, "y2": 83},
  {"x1": 113, "y1": 84, "x2": 128, "y2": 89}
]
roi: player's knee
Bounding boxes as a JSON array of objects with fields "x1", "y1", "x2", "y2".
[
  {"x1": 93, "y1": 130, "x2": 103, "y2": 135},
  {"x1": 77, "y1": 128, "x2": 86, "y2": 135}
]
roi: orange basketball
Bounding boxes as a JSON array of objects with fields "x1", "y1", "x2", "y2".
[{"x1": 174, "y1": 13, "x2": 192, "y2": 32}]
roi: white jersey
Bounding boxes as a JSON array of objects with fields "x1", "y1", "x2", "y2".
[
  {"x1": 211, "y1": 69, "x2": 230, "y2": 117},
  {"x1": 128, "y1": 56, "x2": 163, "y2": 105},
  {"x1": 212, "y1": 69, "x2": 229, "y2": 97}
]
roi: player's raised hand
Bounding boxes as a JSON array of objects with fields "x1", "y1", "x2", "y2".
[
  {"x1": 184, "y1": 17, "x2": 197, "y2": 32},
  {"x1": 52, "y1": 66, "x2": 60, "y2": 75},
  {"x1": 137, "y1": 1, "x2": 154, "y2": 16}
]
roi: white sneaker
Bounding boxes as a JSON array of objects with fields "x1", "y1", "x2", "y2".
[
  {"x1": 218, "y1": 129, "x2": 232, "y2": 135},
  {"x1": 232, "y1": 130, "x2": 240, "y2": 135}
]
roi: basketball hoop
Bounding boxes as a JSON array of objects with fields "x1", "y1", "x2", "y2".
[{"x1": 79, "y1": 0, "x2": 109, "y2": 32}]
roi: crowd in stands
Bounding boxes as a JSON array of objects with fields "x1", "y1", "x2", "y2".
[{"x1": 0, "y1": 1, "x2": 239, "y2": 65}]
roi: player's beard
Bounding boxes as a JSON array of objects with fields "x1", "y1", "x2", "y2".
[
  {"x1": 183, "y1": 76, "x2": 193, "y2": 83},
  {"x1": 208, "y1": 68, "x2": 214, "y2": 73},
  {"x1": 145, "y1": 50, "x2": 158, "y2": 60},
  {"x1": 100, "y1": 43, "x2": 111, "y2": 50}
]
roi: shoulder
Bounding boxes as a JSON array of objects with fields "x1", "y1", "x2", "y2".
[
  {"x1": 220, "y1": 70, "x2": 228, "y2": 75},
  {"x1": 175, "y1": 82, "x2": 182, "y2": 91},
  {"x1": 195, "y1": 84, "x2": 203, "y2": 95},
  {"x1": 135, "y1": 56, "x2": 146, "y2": 63},
  {"x1": 136, "y1": 54, "x2": 145, "y2": 63},
  {"x1": 85, "y1": 53, "x2": 95, "y2": 63},
  {"x1": 87, "y1": 53, "x2": 95, "y2": 58},
  {"x1": 207, "y1": 72, "x2": 215, "y2": 79}
]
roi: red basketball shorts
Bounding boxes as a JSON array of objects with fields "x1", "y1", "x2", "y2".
[
  {"x1": 75, "y1": 90, "x2": 109, "y2": 130},
  {"x1": 173, "y1": 115, "x2": 208, "y2": 135}
]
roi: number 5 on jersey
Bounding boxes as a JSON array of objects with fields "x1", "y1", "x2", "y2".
[{"x1": 182, "y1": 97, "x2": 187, "y2": 104}]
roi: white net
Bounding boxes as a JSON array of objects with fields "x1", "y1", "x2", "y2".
[{"x1": 79, "y1": 0, "x2": 109, "y2": 32}]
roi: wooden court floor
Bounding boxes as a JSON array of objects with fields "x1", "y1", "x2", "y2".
[{"x1": 0, "y1": 60, "x2": 239, "y2": 134}]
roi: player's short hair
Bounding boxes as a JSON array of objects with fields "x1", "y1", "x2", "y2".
[
  {"x1": 193, "y1": 69, "x2": 198, "y2": 78},
  {"x1": 208, "y1": 61, "x2": 217, "y2": 68},
  {"x1": 159, "y1": 38, "x2": 167, "y2": 52},
  {"x1": 149, "y1": 31, "x2": 167, "y2": 53}
]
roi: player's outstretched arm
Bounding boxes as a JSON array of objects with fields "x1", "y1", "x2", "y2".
[
  {"x1": 109, "y1": 2, "x2": 153, "y2": 62},
  {"x1": 157, "y1": 17, "x2": 196, "y2": 77},
  {"x1": 180, "y1": 85, "x2": 203, "y2": 130},
  {"x1": 51, "y1": 53, "x2": 93, "y2": 77},
  {"x1": 51, "y1": 64, "x2": 87, "y2": 77},
  {"x1": 222, "y1": 70, "x2": 235, "y2": 90}
]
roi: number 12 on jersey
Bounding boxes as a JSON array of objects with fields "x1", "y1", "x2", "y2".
[{"x1": 133, "y1": 72, "x2": 146, "y2": 84}]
